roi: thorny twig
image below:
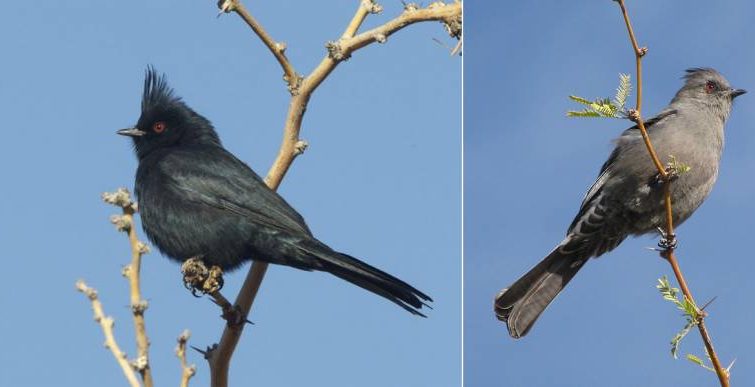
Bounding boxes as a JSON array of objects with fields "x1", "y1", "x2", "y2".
[{"x1": 614, "y1": 1, "x2": 729, "y2": 385}]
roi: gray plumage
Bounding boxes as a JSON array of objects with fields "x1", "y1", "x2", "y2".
[{"x1": 494, "y1": 68, "x2": 746, "y2": 338}]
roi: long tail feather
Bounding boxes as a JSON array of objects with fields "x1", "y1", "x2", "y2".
[{"x1": 494, "y1": 247, "x2": 587, "y2": 338}]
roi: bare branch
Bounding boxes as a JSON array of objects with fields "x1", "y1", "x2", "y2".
[
  {"x1": 76, "y1": 280, "x2": 141, "y2": 387},
  {"x1": 205, "y1": 3, "x2": 461, "y2": 386},
  {"x1": 104, "y1": 188, "x2": 155, "y2": 387},
  {"x1": 176, "y1": 330, "x2": 197, "y2": 387},
  {"x1": 217, "y1": 0, "x2": 301, "y2": 93}
]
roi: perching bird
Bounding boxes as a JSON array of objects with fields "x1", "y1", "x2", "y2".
[
  {"x1": 118, "y1": 67, "x2": 431, "y2": 315},
  {"x1": 495, "y1": 68, "x2": 745, "y2": 338}
]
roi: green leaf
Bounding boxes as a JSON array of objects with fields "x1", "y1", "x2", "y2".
[
  {"x1": 566, "y1": 110, "x2": 602, "y2": 118},
  {"x1": 667, "y1": 154, "x2": 692, "y2": 175},
  {"x1": 566, "y1": 73, "x2": 633, "y2": 119},
  {"x1": 568, "y1": 95, "x2": 593, "y2": 105},
  {"x1": 686, "y1": 354, "x2": 715, "y2": 372},
  {"x1": 613, "y1": 73, "x2": 632, "y2": 111}
]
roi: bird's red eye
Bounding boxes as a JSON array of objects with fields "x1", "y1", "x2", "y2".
[
  {"x1": 153, "y1": 121, "x2": 166, "y2": 133},
  {"x1": 705, "y1": 81, "x2": 716, "y2": 93}
]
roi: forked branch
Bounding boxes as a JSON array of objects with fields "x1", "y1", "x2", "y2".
[{"x1": 205, "y1": 2, "x2": 461, "y2": 387}]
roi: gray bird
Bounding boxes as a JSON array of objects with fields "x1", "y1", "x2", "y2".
[{"x1": 494, "y1": 68, "x2": 746, "y2": 338}]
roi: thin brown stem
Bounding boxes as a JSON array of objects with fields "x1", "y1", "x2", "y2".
[
  {"x1": 615, "y1": 1, "x2": 728, "y2": 385},
  {"x1": 76, "y1": 281, "x2": 141, "y2": 387},
  {"x1": 206, "y1": 2, "x2": 461, "y2": 387}
]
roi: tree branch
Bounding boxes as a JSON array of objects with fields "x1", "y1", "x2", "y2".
[
  {"x1": 614, "y1": 1, "x2": 729, "y2": 385},
  {"x1": 176, "y1": 330, "x2": 197, "y2": 387},
  {"x1": 217, "y1": 0, "x2": 300, "y2": 93},
  {"x1": 205, "y1": 2, "x2": 461, "y2": 386},
  {"x1": 76, "y1": 280, "x2": 141, "y2": 387},
  {"x1": 122, "y1": 202, "x2": 154, "y2": 387},
  {"x1": 103, "y1": 188, "x2": 154, "y2": 387}
]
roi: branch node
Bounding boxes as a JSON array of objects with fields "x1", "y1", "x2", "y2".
[
  {"x1": 102, "y1": 188, "x2": 137, "y2": 211},
  {"x1": 638, "y1": 46, "x2": 648, "y2": 57},
  {"x1": 627, "y1": 108, "x2": 640, "y2": 122},
  {"x1": 326, "y1": 40, "x2": 349, "y2": 61},
  {"x1": 375, "y1": 33, "x2": 387, "y2": 44},
  {"x1": 274, "y1": 41, "x2": 287, "y2": 53},
  {"x1": 136, "y1": 241, "x2": 151, "y2": 255},
  {"x1": 110, "y1": 214, "x2": 132, "y2": 232},
  {"x1": 131, "y1": 355, "x2": 149, "y2": 372},
  {"x1": 442, "y1": 12, "x2": 462, "y2": 39},
  {"x1": 363, "y1": 0, "x2": 384, "y2": 14},
  {"x1": 131, "y1": 299, "x2": 149, "y2": 315},
  {"x1": 284, "y1": 73, "x2": 303, "y2": 95},
  {"x1": 403, "y1": 2, "x2": 420, "y2": 12},
  {"x1": 293, "y1": 140, "x2": 309, "y2": 156}
]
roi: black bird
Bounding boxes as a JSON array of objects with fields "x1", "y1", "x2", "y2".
[{"x1": 118, "y1": 68, "x2": 431, "y2": 315}]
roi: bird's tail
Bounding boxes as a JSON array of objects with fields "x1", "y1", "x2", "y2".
[
  {"x1": 494, "y1": 246, "x2": 587, "y2": 338},
  {"x1": 303, "y1": 242, "x2": 432, "y2": 316}
]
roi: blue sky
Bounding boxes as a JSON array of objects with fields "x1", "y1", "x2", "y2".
[
  {"x1": 465, "y1": 1, "x2": 755, "y2": 386},
  {"x1": 0, "y1": 2, "x2": 459, "y2": 386}
]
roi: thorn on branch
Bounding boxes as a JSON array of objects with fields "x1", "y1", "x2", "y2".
[
  {"x1": 216, "y1": 0, "x2": 237, "y2": 14},
  {"x1": 192, "y1": 343, "x2": 218, "y2": 361},
  {"x1": 220, "y1": 303, "x2": 248, "y2": 327},
  {"x1": 181, "y1": 257, "x2": 225, "y2": 296}
]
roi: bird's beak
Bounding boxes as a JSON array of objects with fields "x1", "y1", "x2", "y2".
[
  {"x1": 117, "y1": 127, "x2": 146, "y2": 137},
  {"x1": 730, "y1": 88, "x2": 747, "y2": 99}
]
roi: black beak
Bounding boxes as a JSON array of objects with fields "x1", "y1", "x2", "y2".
[
  {"x1": 730, "y1": 88, "x2": 747, "y2": 99},
  {"x1": 117, "y1": 127, "x2": 146, "y2": 137}
]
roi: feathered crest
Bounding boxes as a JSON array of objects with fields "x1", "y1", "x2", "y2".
[
  {"x1": 683, "y1": 67, "x2": 719, "y2": 80},
  {"x1": 142, "y1": 66, "x2": 179, "y2": 112}
]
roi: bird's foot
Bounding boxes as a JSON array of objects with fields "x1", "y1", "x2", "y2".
[
  {"x1": 656, "y1": 227, "x2": 677, "y2": 251},
  {"x1": 181, "y1": 257, "x2": 225, "y2": 296}
]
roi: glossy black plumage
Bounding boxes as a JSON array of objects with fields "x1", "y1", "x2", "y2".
[{"x1": 119, "y1": 67, "x2": 431, "y2": 315}]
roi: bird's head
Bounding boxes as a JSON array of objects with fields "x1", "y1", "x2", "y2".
[
  {"x1": 118, "y1": 67, "x2": 221, "y2": 159},
  {"x1": 672, "y1": 68, "x2": 746, "y2": 120}
]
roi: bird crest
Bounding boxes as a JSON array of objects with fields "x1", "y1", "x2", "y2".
[{"x1": 142, "y1": 66, "x2": 179, "y2": 113}]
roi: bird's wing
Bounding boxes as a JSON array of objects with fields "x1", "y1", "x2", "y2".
[
  {"x1": 162, "y1": 146, "x2": 312, "y2": 236},
  {"x1": 568, "y1": 109, "x2": 678, "y2": 234}
]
